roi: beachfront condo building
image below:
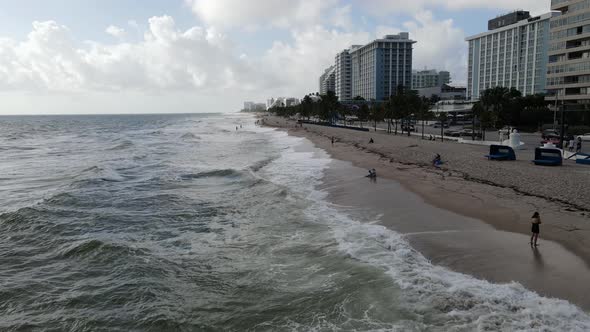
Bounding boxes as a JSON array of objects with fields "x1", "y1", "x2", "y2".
[
  {"x1": 466, "y1": 11, "x2": 557, "y2": 100},
  {"x1": 411, "y1": 69, "x2": 451, "y2": 89},
  {"x1": 546, "y1": 0, "x2": 590, "y2": 109},
  {"x1": 319, "y1": 65, "x2": 336, "y2": 95},
  {"x1": 335, "y1": 49, "x2": 354, "y2": 101},
  {"x1": 350, "y1": 33, "x2": 416, "y2": 101}
]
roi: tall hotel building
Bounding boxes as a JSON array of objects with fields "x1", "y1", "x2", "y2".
[
  {"x1": 547, "y1": 0, "x2": 590, "y2": 108},
  {"x1": 335, "y1": 49, "x2": 354, "y2": 101},
  {"x1": 466, "y1": 11, "x2": 557, "y2": 100},
  {"x1": 319, "y1": 65, "x2": 336, "y2": 95},
  {"x1": 351, "y1": 33, "x2": 415, "y2": 101}
]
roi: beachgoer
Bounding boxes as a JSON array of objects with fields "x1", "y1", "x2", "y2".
[
  {"x1": 369, "y1": 138, "x2": 374, "y2": 144},
  {"x1": 432, "y1": 154, "x2": 442, "y2": 167},
  {"x1": 367, "y1": 169, "x2": 374, "y2": 178},
  {"x1": 331, "y1": 136, "x2": 335, "y2": 146},
  {"x1": 530, "y1": 212, "x2": 541, "y2": 246},
  {"x1": 236, "y1": 126, "x2": 238, "y2": 131},
  {"x1": 371, "y1": 168, "x2": 376, "y2": 178},
  {"x1": 577, "y1": 137, "x2": 583, "y2": 153}
]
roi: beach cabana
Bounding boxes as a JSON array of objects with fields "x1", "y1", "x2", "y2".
[
  {"x1": 485, "y1": 145, "x2": 516, "y2": 161},
  {"x1": 576, "y1": 153, "x2": 590, "y2": 165},
  {"x1": 532, "y1": 148, "x2": 562, "y2": 166}
]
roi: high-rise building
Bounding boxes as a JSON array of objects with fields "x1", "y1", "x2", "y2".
[
  {"x1": 319, "y1": 65, "x2": 336, "y2": 95},
  {"x1": 351, "y1": 33, "x2": 415, "y2": 101},
  {"x1": 243, "y1": 102, "x2": 255, "y2": 111},
  {"x1": 488, "y1": 11, "x2": 531, "y2": 31},
  {"x1": 466, "y1": 12, "x2": 557, "y2": 100},
  {"x1": 547, "y1": 1, "x2": 590, "y2": 108},
  {"x1": 335, "y1": 48, "x2": 355, "y2": 101},
  {"x1": 412, "y1": 69, "x2": 451, "y2": 89}
]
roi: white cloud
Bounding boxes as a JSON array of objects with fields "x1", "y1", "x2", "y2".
[
  {"x1": 0, "y1": 16, "x2": 271, "y2": 95},
  {"x1": 376, "y1": 11, "x2": 468, "y2": 85},
  {"x1": 185, "y1": 0, "x2": 349, "y2": 30},
  {"x1": 105, "y1": 25, "x2": 126, "y2": 39},
  {"x1": 358, "y1": 0, "x2": 551, "y2": 17},
  {"x1": 262, "y1": 26, "x2": 370, "y2": 95}
]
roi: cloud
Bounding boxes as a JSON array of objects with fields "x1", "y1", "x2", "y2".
[
  {"x1": 0, "y1": 16, "x2": 271, "y2": 94},
  {"x1": 261, "y1": 26, "x2": 370, "y2": 95},
  {"x1": 105, "y1": 25, "x2": 126, "y2": 39},
  {"x1": 357, "y1": 0, "x2": 551, "y2": 17},
  {"x1": 185, "y1": 0, "x2": 349, "y2": 30},
  {"x1": 376, "y1": 11, "x2": 468, "y2": 85}
]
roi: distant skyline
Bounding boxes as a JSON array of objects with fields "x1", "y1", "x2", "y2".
[{"x1": 0, "y1": 0, "x2": 550, "y2": 114}]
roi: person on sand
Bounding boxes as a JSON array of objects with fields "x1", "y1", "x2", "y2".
[
  {"x1": 432, "y1": 153, "x2": 442, "y2": 167},
  {"x1": 369, "y1": 138, "x2": 374, "y2": 144},
  {"x1": 530, "y1": 212, "x2": 542, "y2": 246},
  {"x1": 331, "y1": 136, "x2": 335, "y2": 146}
]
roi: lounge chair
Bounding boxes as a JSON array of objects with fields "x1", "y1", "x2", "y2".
[
  {"x1": 576, "y1": 153, "x2": 590, "y2": 165},
  {"x1": 532, "y1": 148, "x2": 563, "y2": 166},
  {"x1": 485, "y1": 145, "x2": 516, "y2": 161}
]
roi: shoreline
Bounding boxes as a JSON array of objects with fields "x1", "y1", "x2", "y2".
[{"x1": 262, "y1": 115, "x2": 590, "y2": 310}]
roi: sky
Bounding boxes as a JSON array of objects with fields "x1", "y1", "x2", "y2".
[{"x1": 0, "y1": 0, "x2": 551, "y2": 114}]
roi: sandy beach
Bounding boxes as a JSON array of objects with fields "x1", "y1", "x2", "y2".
[{"x1": 263, "y1": 114, "x2": 590, "y2": 310}]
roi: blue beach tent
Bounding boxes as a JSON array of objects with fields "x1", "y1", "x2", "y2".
[
  {"x1": 576, "y1": 153, "x2": 590, "y2": 165},
  {"x1": 485, "y1": 145, "x2": 516, "y2": 161},
  {"x1": 532, "y1": 148, "x2": 563, "y2": 166}
]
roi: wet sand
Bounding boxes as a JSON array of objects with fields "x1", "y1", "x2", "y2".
[
  {"x1": 271, "y1": 116, "x2": 590, "y2": 311},
  {"x1": 323, "y1": 159, "x2": 590, "y2": 310}
]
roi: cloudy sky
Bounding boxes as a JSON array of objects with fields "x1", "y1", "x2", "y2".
[{"x1": 0, "y1": 0, "x2": 550, "y2": 114}]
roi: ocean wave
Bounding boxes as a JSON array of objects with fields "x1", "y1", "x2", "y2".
[
  {"x1": 58, "y1": 239, "x2": 147, "y2": 259},
  {"x1": 248, "y1": 156, "x2": 278, "y2": 172},
  {"x1": 107, "y1": 140, "x2": 134, "y2": 151},
  {"x1": 305, "y1": 197, "x2": 590, "y2": 330},
  {"x1": 180, "y1": 132, "x2": 201, "y2": 141},
  {"x1": 73, "y1": 165, "x2": 126, "y2": 185},
  {"x1": 180, "y1": 169, "x2": 243, "y2": 180}
]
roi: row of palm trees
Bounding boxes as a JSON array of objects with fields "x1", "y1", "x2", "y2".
[
  {"x1": 268, "y1": 86, "x2": 441, "y2": 138},
  {"x1": 268, "y1": 85, "x2": 553, "y2": 139}
]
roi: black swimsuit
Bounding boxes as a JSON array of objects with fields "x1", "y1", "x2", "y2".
[{"x1": 532, "y1": 223, "x2": 540, "y2": 234}]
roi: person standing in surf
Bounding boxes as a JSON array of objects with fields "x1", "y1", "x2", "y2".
[{"x1": 530, "y1": 212, "x2": 542, "y2": 246}]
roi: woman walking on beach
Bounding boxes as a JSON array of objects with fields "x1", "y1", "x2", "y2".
[{"x1": 531, "y1": 212, "x2": 542, "y2": 247}]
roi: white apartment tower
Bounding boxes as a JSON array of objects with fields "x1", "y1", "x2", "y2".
[
  {"x1": 335, "y1": 49, "x2": 354, "y2": 101},
  {"x1": 319, "y1": 66, "x2": 336, "y2": 95},
  {"x1": 547, "y1": 0, "x2": 590, "y2": 108},
  {"x1": 351, "y1": 33, "x2": 415, "y2": 101},
  {"x1": 466, "y1": 11, "x2": 558, "y2": 100}
]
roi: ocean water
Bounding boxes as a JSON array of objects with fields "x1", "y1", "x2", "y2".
[{"x1": 1, "y1": 113, "x2": 589, "y2": 331}]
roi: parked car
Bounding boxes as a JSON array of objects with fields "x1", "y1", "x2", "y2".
[
  {"x1": 433, "y1": 122, "x2": 450, "y2": 128},
  {"x1": 541, "y1": 137, "x2": 561, "y2": 146},
  {"x1": 459, "y1": 129, "x2": 483, "y2": 138},
  {"x1": 401, "y1": 124, "x2": 416, "y2": 132},
  {"x1": 578, "y1": 133, "x2": 590, "y2": 141},
  {"x1": 444, "y1": 129, "x2": 461, "y2": 137},
  {"x1": 542, "y1": 129, "x2": 559, "y2": 139}
]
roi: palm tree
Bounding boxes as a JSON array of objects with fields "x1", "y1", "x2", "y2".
[
  {"x1": 417, "y1": 97, "x2": 433, "y2": 139},
  {"x1": 369, "y1": 103, "x2": 385, "y2": 132}
]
